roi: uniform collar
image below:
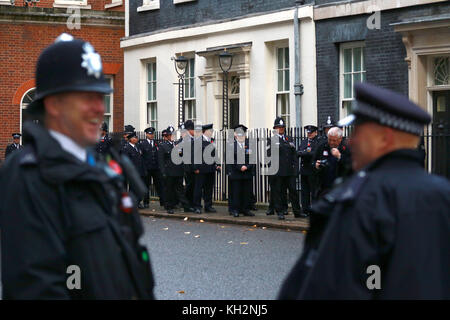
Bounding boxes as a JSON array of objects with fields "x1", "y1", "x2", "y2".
[
  {"x1": 203, "y1": 135, "x2": 210, "y2": 142},
  {"x1": 49, "y1": 130, "x2": 87, "y2": 163}
]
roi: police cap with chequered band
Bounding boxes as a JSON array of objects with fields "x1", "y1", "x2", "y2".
[
  {"x1": 144, "y1": 127, "x2": 155, "y2": 134},
  {"x1": 27, "y1": 33, "x2": 112, "y2": 114},
  {"x1": 339, "y1": 82, "x2": 431, "y2": 135},
  {"x1": 273, "y1": 117, "x2": 286, "y2": 129}
]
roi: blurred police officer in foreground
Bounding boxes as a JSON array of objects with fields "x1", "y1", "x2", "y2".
[
  {"x1": 0, "y1": 34, "x2": 154, "y2": 299},
  {"x1": 279, "y1": 82, "x2": 450, "y2": 299},
  {"x1": 95, "y1": 122, "x2": 112, "y2": 155},
  {"x1": 122, "y1": 131, "x2": 147, "y2": 209},
  {"x1": 268, "y1": 117, "x2": 298, "y2": 220},
  {"x1": 193, "y1": 124, "x2": 220, "y2": 214},
  {"x1": 227, "y1": 125, "x2": 256, "y2": 217},
  {"x1": 139, "y1": 127, "x2": 165, "y2": 208},
  {"x1": 297, "y1": 125, "x2": 320, "y2": 217},
  {"x1": 313, "y1": 126, "x2": 352, "y2": 199},
  {"x1": 4, "y1": 133, "x2": 23, "y2": 159},
  {"x1": 158, "y1": 127, "x2": 193, "y2": 214}
]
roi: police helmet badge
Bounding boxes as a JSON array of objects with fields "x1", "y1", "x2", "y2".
[
  {"x1": 81, "y1": 42, "x2": 103, "y2": 79},
  {"x1": 280, "y1": 119, "x2": 283, "y2": 125}
]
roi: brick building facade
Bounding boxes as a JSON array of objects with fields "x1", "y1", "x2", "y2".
[{"x1": 0, "y1": 0, "x2": 125, "y2": 160}]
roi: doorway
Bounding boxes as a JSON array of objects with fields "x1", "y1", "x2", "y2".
[
  {"x1": 432, "y1": 91, "x2": 450, "y2": 178},
  {"x1": 229, "y1": 98, "x2": 239, "y2": 129}
]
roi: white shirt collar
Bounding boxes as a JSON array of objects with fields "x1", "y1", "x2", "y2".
[
  {"x1": 203, "y1": 135, "x2": 210, "y2": 142},
  {"x1": 49, "y1": 130, "x2": 87, "y2": 163}
]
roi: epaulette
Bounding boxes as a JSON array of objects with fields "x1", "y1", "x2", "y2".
[
  {"x1": 19, "y1": 146, "x2": 38, "y2": 166},
  {"x1": 324, "y1": 170, "x2": 369, "y2": 203}
]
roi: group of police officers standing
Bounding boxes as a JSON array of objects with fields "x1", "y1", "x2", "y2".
[{"x1": 92, "y1": 113, "x2": 353, "y2": 221}]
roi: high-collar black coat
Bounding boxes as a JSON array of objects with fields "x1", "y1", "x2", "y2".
[
  {"x1": 0, "y1": 122, "x2": 155, "y2": 299},
  {"x1": 122, "y1": 143, "x2": 146, "y2": 178},
  {"x1": 267, "y1": 134, "x2": 298, "y2": 177},
  {"x1": 5, "y1": 143, "x2": 23, "y2": 159},
  {"x1": 139, "y1": 139, "x2": 160, "y2": 171},
  {"x1": 279, "y1": 149, "x2": 450, "y2": 299}
]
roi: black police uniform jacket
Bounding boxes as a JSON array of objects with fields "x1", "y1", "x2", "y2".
[
  {"x1": 267, "y1": 134, "x2": 297, "y2": 176},
  {"x1": 158, "y1": 140, "x2": 184, "y2": 177},
  {"x1": 122, "y1": 142, "x2": 146, "y2": 177},
  {"x1": 279, "y1": 149, "x2": 450, "y2": 299},
  {"x1": 194, "y1": 136, "x2": 219, "y2": 174},
  {"x1": 227, "y1": 139, "x2": 255, "y2": 180},
  {"x1": 0, "y1": 122, "x2": 155, "y2": 299},
  {"x1": 298, "y1": 136, "x2": 320, "y2": 176},
  {"x1": 313, "y1": 138, "x2": 352, "y2": 193},
  {"x1": 5, "y1": 143, "x2": 23, "y2": 158},
  {"x1": 95, "y1": 135, "x2": 112, "y2": 155},
  {"x1": 139, "y1": 139, "x2": 159, "y2": 171}
]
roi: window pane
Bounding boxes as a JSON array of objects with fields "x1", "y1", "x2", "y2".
[
  {"x1": 362, "y1": 72, "x2": 366, "y2": 82},
  {"x1": 190, "y1": 59, "x2": 195, "y2": 77},
  {"x1": 354, "y1": 47, "x2": 362, "y2": 72},
  {"x1": 147, "y1": 64, "x2": 152, "y2": 82},
  {"x1": 284, "y1": 70, "x2": 290, "y2": 91},
  {"x1": 344, "y1": 48, "x2": 352, "y2": 73},
  {"x1": 104, "y1": 95, "x2": 111, "y2": 113},
  {"x1": 277, "y1": 48, "x2": 283, "y2": 69},
  {"x1": 284, "y1": 47, "x2": 289, "y2": 68},
  {"x1": 152, "y1": 83, "x2": 157, "y2": 100},
  {"x1": 278, "y1": 70, "x2": 283, "y2": 92},
  {"x1": 361, "y1": 47, "x2": 365, "y2": 71},
  {"x1": 103, "y1": 116, "x2": 110, "y2": 131},
  {"x1": 344, "y1": 74, "x2": 352, "y2": 99},
  {"x1": 152, "y1": 63, "x2": 156, "y2": 81},
  {"x1": 353, "y1": 73, "x2": 362, "y2": 84},
  {"x1": 190, "y1": 79, "x2": 195, "y2": 98}
]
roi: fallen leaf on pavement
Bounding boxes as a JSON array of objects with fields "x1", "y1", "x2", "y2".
[
  {"x1": 177, "y1": 291, "x2": 185, "y2": 294},
  {"x1": 252, "y1": 225, "x2": 257, "y2": 228},
  {"x1": 194, "y1": 235, "x2": 200, "y2": 238},
  {"x1": 184, "y1": 217, "x2": 188, "y2": 221},
  {"x1": 262, "y1": 227, "x2": 267, "y2": 230},
  {"x1": 228, "y1": 241, "x2": 233, "y2": 244},
  {"x1": 247, "y1": 229, "x2": 255, "y2": 231},
  {"x1": 163, "y1": 227, "x2": 169, "y2": 230},
  {"x1": 199, "y1": 220, "x2": 204, "y2": 223},
  {"x1": 240, "y1": 242, "x2": 248, "y2": 245},
  {"x1": 220, "y1": 226, "x2": 226, "y2": 228},
  {"x1": 302, "y1": 230, "x2": 307, "y2": 234},
  {"x1": 184, "y1": 232, "x2": 191, "y2": 235}
]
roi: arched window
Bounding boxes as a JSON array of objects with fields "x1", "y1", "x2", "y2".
[{"x1": 20, "y1": 88, "x2": 36, "y2": 133}]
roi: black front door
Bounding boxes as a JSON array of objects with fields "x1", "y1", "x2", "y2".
[
  {"x1": 432, "y1": 91, "x2": 450, "y2": 179},
  {"x1": 229, "y1": 99, "x2": 239, "y2": 129}
]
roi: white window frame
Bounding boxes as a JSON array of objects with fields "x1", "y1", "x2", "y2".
[
  {"x1": 0, "y1": 0, "x2": 13, "y2": 6},
  {"x1": 103, "y1": 76, "x2": 114, "y2": 133},
  {"x1": 138, "y1": 0, "x2": 159, "y2": 12},
  {"x1": 339, "y1": 41, "x2": 366, "y2": 119},
  {"x1": 147, "y1": 61, "x2": 158, "y2": 130},
  {"x1": 54, "y1": 0, "x2": 90, "y2": 8},
  {"x1": 105, "y1": 0, "x2": 123, "y2": 9},
  {"x1": 183, "y1": 57, "x2": 196, "y2": 122},
  {"x1": 174, "y1": 0, "x2": 196, "y2": 4},
  {"x1": 276, "y1": 46, "x2": 290, "y2": 126}
]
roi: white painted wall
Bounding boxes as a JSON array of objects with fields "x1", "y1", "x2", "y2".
[{"x1": 122, "y1": 7, "x2": 318, "y2": 131}]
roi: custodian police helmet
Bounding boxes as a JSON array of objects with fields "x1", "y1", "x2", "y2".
[
  {"x1": 273, "y1": 117, "x2": 286, "y2": 129},
  {"x1": 27, "y1": 33, "x2": 112, "y2": 114}
]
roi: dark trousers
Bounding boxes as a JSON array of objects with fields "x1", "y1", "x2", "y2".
[
  {"x1": 184, "y1": 171, "x2": 195, "y2": 207},
  {"x1": 164, "y1": 176, "x2": 190, "y2": 209},
  {"x1": 229, "y1": 179, "x2": 252, "y2": 213},
  {"x1": 268, "y1": 176, "x2": 274, "y2": 211},
  {"x1": 144, "y1": 169, "x2": 165, "y2": 206},
  {"x1": 288, "y1": 176, "x2": 301, "y2": 213},
  {"x1": 300, "y1": 174, "x2": 313, "y2": 212},
  {"x1": 271, "y1": 176, "x2": 290, "y2": 215},
  {"x1": 193, "y1": 172, "x2": 215, "y2": 209}
]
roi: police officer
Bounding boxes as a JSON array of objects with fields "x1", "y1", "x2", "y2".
[
  {"x1": 267, "y1": 117, "x2": 297, "y2": 220},
  {"x1": 120, "y1": 124, "x2": 135, "y2": 154},
  {"x1": 122, "y1": 131, "x2": 147, "y2": 209},
  {"x1": 313, "y1": 126, "x2": 352, "y2": 199},
  {"x1": 279, "y1": 82, "x2": 450, "y2": 299},
  {"x1": 193, "y1": 124, "x2": 220, "y2": 214},
  {"x1": 158, "y1": 127, "x2": 193, "y2": 214},
  {"x1": 4, "y1": 133, "x2": 23, "y2": 159},
  {"x1": 0, "y1": 34, "x2": 154, "y2": 299},
  {"x1": 227, "y1": 125, "x2": 255, "y2": 217},
  {"x1": 139, "y1": 127, "x2": 165, "y2": 208},
  {"x1": 95, "y1": 122, "x2": 112, "y2": 155},
  {"x1": 297, "y1": 125, "x2": 320, "y2": 217}
]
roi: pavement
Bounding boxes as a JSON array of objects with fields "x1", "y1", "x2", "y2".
[{"x1": 140, "y1": 201, "x2": 309, "y2": 232}]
